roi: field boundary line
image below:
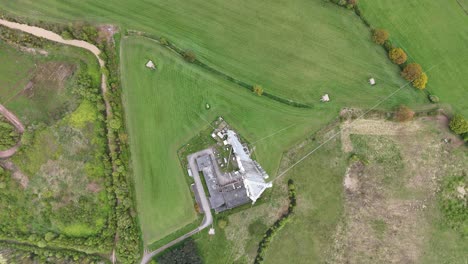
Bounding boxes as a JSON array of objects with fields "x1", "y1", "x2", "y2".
[
  {"x1": 125, "y1": 31, "x2": 312, "y2": 109},
  {"x1": 274, "y1": 64, "x2": 439, "y2": 181},
  {"x1": 456, "y1": 0, "x2": 468, "y2": 15}
]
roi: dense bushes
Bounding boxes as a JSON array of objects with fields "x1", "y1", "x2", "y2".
[
  {"x1": 254, "y1": 179, "x2": 297, "y2": 264},
  {"x1": 372, "y1": 29, "x2": 389, "y2": 45},
  {"x1": 60, "y1": 23, "x2": 98, "y2": 43},
  {"x1": 401, "y1": 63, "x2": 428, "y2": 89},
  {"x1": 156, "y1": 239, "x2": 202, "y2": 264},
  {"x1": 0, "y1": 241, "x2": 104, "y2": 264},
  {"x1": 411, "y1": 72, "x2": 428, "y2": 89},
  {"x1": 182, "y1": 50, "x2": 197, "y2": 63},
  {"x1": 252, "y1": 84, "x2": 264, "y2": 96},
  {"x1": 0, "y1": 24, "x2": 48, "y2": 48},
  {"x1": 394, "y1": 105, "x2": 415, "y2": 122},
  {"x1": 428, "y1": 94, "x2": 440, "y2": 103},
  {"x1": 449, "y1": 114, "x2": 468, "y2": 141},
  {"x1": 0, "y1": 119, "x2": 19, "y2": 150},
  {"x1": 100, "y1": 36, "x2": 142, "y2": 263},
  {"x1": 388, "y1": 48, "x2": 407, "y2": 65},
  {"x1": 401, "y1": 63, "x2": 422, "y2": 81}
]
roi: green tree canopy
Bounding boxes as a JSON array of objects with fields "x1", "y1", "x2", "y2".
[
  {"x1": 401, "y1": 63, "x2": 423, "y2": 81},
  {"x1": 252, "y1": 84, "x2": 264, "y2": 96},
  {"x1": 449, "y1": 114, "x2": 468, "y2": 135},
  {"x1": 412, "y1": 72, "x2": 428, "y2": 89},
  {"x1": 372, "y1": 29, "x2": 389, "y2": 45},
  {"x1": 389, "y1": 48, "x2": 407, "y2": 65}
]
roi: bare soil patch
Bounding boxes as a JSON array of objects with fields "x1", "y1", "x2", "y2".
[{"x1": 87, "y1": 182, "x2": 102, "y2": 193}]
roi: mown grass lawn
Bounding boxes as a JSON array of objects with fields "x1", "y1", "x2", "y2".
[
  {"x1": 2, "y1": 0, "x2": 424, "y2": 104},
  {"x1": 359, "y1": 0, "x2": 468, "y2": 116}
]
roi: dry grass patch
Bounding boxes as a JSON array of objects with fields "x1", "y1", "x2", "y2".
[{"x1": 330, "y1": 117, "x2": 467, "y2": 263}]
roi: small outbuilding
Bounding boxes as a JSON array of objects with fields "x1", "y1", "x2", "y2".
[
  {"x1": 145, "y1": 60, "x2": 156, "y2": 70},
  {"x1": 369, "y1": 78, "x2": 376, "y2": 85},
  {"x1": 321, "y1": 94, "x2": 330, "y2": 102}
]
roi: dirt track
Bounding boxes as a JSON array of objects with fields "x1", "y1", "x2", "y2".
[{"x1": 0, "y1": 103, "x2": 25, "y2": 159}]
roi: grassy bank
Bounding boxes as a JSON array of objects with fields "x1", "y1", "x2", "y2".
[{"x1": 359, "y1": 0, "x2": 468, "y2": 116}]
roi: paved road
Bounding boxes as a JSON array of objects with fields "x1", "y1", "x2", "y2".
[
  {"x1": 0, "y1": 18, "x2": 214, "y2": 264},
  {"x1": 140, "y1": 149, "x2": 214, "y2": 264}
]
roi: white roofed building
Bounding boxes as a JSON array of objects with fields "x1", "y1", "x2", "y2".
[
  {"x1": 321, "y1": 94, "x2": 330, "y2": 102},
  {"x1": 146, "y1": 60, "x2": 156, "y2": 69},
  {"x1": 226, "y1": 130, "x2": 272, "y2": 203}
]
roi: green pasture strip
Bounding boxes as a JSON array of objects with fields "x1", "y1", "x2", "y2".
[
  {"x1": 2, "y1": 0, "x2": 416, "y2": 104},
  {"x1": 359, "y1": 0, "x2": 468, "y2": 116}
]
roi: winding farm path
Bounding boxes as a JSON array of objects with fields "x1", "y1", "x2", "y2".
[
  {"x1": 0, "y1": 103, "x2": 24, "y2": 158},
  {"x1": 140, "y1": 149, "x2": 214, "y2": 264},
  {"x1": 0, "y1": 18, "x2": 116, "y2": 261},
  {"x1": 0, "y1": 19, "x2": 111, "y2": 119}
]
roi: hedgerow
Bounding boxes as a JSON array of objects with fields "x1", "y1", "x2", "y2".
[
  {"x1": 254, "y1": 179, "x2": 297, "y2": 264},
  {"x1": 0, "y1": 19, "x2": 143, "y2": 263},
  {"x1": 328, "y1": 0, "x2": 430, "y2": 91},
  {"x1": 125, "y1": 30, "x2": 311, "y2": 109},
  {"x1": 0, "y1": 118, "x2": 19, "y2": 150},
  {"x1": 100, "y1": 36, "x2": 143, "y2": 264}
]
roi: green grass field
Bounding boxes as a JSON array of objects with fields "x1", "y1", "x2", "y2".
[
  {"x1": 120, "y1": 34, "x2": 424, "y2": 246},
  {"x1": 3, "y1": 0, "x2": 455, "y2": 252},
  {"x1": 3, "y1": 0, "x2": 424, "y2": 104},
  {"x1": 359, "y1": 0, "x2": 468, "y2": 116},
  {"x1": 1, "y1": 0, "x2": 430, "y2": 246},
  {"x1": 0, "y1": 42, "x2": 35, "y2": 102}
]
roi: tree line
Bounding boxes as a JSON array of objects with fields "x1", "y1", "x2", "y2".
[{"x1": 254, "y1": 179, "x2": 297, "y2": 264}]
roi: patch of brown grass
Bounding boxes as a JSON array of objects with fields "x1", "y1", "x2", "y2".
[{"x1": 330, "y1": 117, "x2": 467, "y2": 263}]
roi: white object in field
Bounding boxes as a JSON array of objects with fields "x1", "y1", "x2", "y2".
[
  {"x1": 321, "y1": 94, "x2": 330, "y2": 102},
  {"x1": 208, "y1": 228, "x2": 215, "y2": 235},
  {"x1": 211, "y1": 133, "x2": 216, "y2": 139},
  {"x1": 145, "y1": 60, "x2": 156, "y2": 69},
  {"x1": 369, "y1": 78, "x2": 376, "y2": 85},
  {"x1": 187, "y1": 169, "x2": 193, "y2": 177},
  {"x1": 223, "y1": 140, "x2": 228, "y2": 145}
]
